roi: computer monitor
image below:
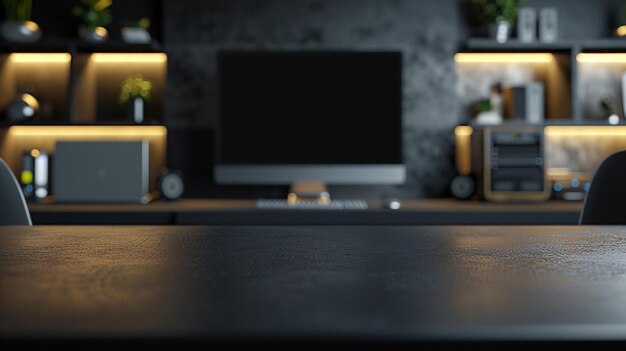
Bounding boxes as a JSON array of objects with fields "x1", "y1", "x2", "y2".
[{"x1": 214, "y1": 50, "x2": 406, "y2": 191}]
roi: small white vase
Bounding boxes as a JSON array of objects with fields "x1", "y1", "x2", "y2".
[
  {"x1": 489, "y1": 20, "x2": 511, "y2": 43},
  {"x1": 131, "y1": 97, "x2": 144, "y2": 124}
]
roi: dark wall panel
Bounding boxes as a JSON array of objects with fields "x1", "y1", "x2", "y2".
[
  {"x1": 162, "y1": 0, "x2": 621, "y2": 199},
  {"x1": 163, "y1": 0, "x2": 461, "y2": 198}
]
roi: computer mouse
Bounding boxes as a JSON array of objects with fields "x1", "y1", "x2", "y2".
[{"x1": 384, "y1": 198, "x2": 402, "y2": 210}]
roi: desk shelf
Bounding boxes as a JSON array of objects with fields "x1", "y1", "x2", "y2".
[{"x1": 27, "y1": 198, "x2": 582, "y2": 225}]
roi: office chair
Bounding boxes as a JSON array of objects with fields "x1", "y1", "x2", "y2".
[
  {"x1": 580, "y1": 150, "x2": 626, "y2": 225},
  {"x1": 0, "y1": 158, "x2": 32, "y2": 225}
]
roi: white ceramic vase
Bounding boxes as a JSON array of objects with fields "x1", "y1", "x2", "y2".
[{"x1": 489, "y1": 20, "x2": 511, "y2": 43}]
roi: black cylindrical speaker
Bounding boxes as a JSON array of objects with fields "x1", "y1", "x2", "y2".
[
  {"x1": 158, "y1": 170, "x2": 184, "y2": 200},
  {"x1": 450, "y1": 175, "x2": 475, "y2": 200}
]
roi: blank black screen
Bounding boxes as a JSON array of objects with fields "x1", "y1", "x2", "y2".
[{"x1": 217, "y1": 51, "x2": 402, "y2": 165}]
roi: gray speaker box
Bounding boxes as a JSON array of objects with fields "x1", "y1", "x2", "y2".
[
  {"x1": 53, "y1": 141, "x2": 150, "y2": 203},
  {"x1": 539, "y1": 8, "x2": 558, "y2": 43},
  {"x1": 518, "y1": 7, "x2": 537, "y2": 43}
]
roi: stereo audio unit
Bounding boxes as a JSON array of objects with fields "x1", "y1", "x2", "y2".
[{"x1": 453, "y1": 125, "x2": 549, "y2": 202}]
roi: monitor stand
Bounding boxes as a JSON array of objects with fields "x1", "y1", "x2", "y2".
[{"x1": 287, "y1": 181, "x2": 330, "y2": 204}]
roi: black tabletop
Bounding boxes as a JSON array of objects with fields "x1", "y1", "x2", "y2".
[{"x1": 1, "y1": 225, "x2": 626, "y2": 350}]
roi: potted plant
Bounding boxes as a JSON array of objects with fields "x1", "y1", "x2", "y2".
[
  {"x1": 72, "y1": 0, "x2": 112, "y2": 43},
  {"x1": 119, "y1": 74, "x2": 152, "y2": 124},
  {"x1": 121, "y1": 17, "x2": 151, "y2": 44},
  {"x1": 468, "y1": 0, "x2": 525, "y2": 43},
  {"x1": 1, "y1": 0, "x2": 41, "y2": 42}
]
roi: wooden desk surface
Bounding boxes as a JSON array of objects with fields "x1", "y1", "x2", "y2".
[{"x1": 0, "y1": 225, "x2": 624, "y2": 349}]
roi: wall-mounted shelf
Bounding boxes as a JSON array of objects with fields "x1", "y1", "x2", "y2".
[
  {"x1": 457, "y1": 38, "x2": 626, "y2": 123},
  {"x1": 464, "y1": 38, "x2": 574, "y2": 52},
  {"x1": 578, "y1": 39, "x2": 626, "y2": 51},
  {"x1": 0, "y1": 53, "x2": 72, "y2": 123},
  {"x1": 0, "y1": 121, "x2": 167, "y2": 127},
  {"x1": 0, "y1": 0, "x2": 169, "y2": 196},
  {"x1": 465, "y1": 120, "x2": 626, "y2": 127},
  {"x1": 455, "y1": 51, "x2": 572, "y2": 121},
  {"x1": 0, "y1": 51, "x2": 167, "y2": 125},
  {"x1": 71, "y1": 52, "x2": 167, "y2": 124},
  {"x1": 72, "y1": 41, "x2": 163, "y2": 53},
  {"x1": 0, "y1": 124, "x2": 168, "y2": 192},
  {"x1": 0, "y1": 39, "x2": 163, "y2": 54},
  {"x1": 464, "y1": 38, "x2": 626, "y2": 52},
  {"x1": 0, "y1": 0, "x2": 166, "y2": 125}
]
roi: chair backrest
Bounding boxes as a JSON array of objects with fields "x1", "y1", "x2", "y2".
[
  {"x1": 0, "y1": 158, "x2": 32, "y2": 225},
  {"x1": 580, "y1": 150, "x2": 626, "y2": 225}
]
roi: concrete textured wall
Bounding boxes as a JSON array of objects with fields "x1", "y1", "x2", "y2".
[{"x1": 162, "y1": 0, "x2": 622, "y2": 198}]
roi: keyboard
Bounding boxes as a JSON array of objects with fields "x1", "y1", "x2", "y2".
[{"x1": 256, "y1": 199, "x2": 368, "y2": 210}]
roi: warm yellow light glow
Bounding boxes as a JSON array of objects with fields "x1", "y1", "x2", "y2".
[
  {"x1": 545, "y1": 126, "x2": 626, "y2": 137},
  {"x1": 30, "y1": 149, "x2": 40, "y2": 158},
  {"x1": 577, "y1": 54, "x2": 626, "y2": 63},
  {"x1": 7, "y1": 125, "x2": 167, "y2": 137},
  {"x1": 454, "y1": 125, "x2": 473, "y2": 176},
  {"x1": 91, "y1": 53, "x2": 167, "y2": 63},
  {"x1": 23, "y1": 20, "x2": 39, "y2": 32},
  {"x1": 21, "y1": 93, "x2": 39, "y2": 111},
  {"x1": 454, "y1": 53, "x2": 554, "y2": 63},
  {"x1": 20, "y1": 170, "x2": 33, "y2": 184},
  {"x1": 1, "y1": 125, "x2": 168, "y2": 192},
  {"x1": 454, "y1": 125, "x2": 473, "y2": 137},
  {"x1": 94, "y1": 26, "x2": 109, "y2": 38},
  {"x1": 616, "y1": 25, "x2": 626, "y2": 37},
  {"x1": 9, "y1": 53, "x2": 71, "y2": 63}
]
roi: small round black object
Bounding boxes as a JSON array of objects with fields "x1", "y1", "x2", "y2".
[
  {"x1": 158, "y1": 170, "x2": 184, "y2": 200},
  {"x1": 450, "y1": 175, "x2": 475, "y2": 200}
]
